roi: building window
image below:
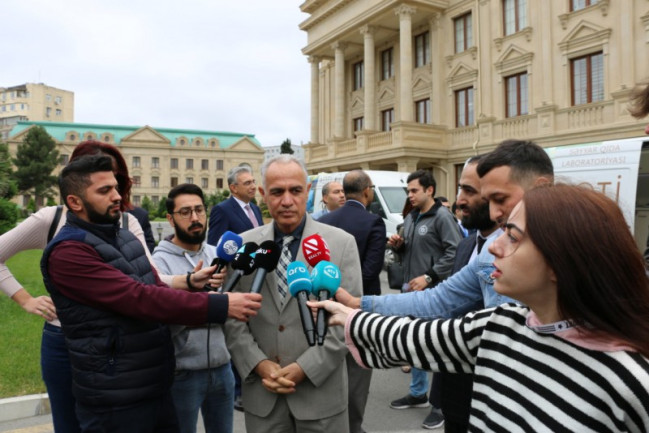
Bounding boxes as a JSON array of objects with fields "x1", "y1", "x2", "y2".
[
  {"x1": 571, "y1": 0, "x2": 598, "y2": 11},
  {"x1": 133, "y1": 176, "x2": 141, "y2": 187},
  {"x1": 179, "y1": 138, "x2": 186, "y2": 146},
  {"x1": 216, "y1": 159, "x2": 224, "y2": 171},
  {"x1": 201, "y1": 159, "x2": 209, "y2": 170},
  {"x1": 381, "y1": 109, "x2": 394, "y2": 132},
  {"x1": 186, "y1": 177, "x2": 193, "y2": 184},
  {"x1": 571, "y1": 52, "x2": 603, "y2": 105},
  {"x1": 152, "y1": 196, "x2": 159, "y2": 206},
  {"x1": 60, "y1": 154, "x2": 69, "y2": 166},
  {"x1": 505, "y1": 72, "x2": 529, "y2": 117},
  {"x1": 45, "y1": 107, "x2": 51, "y2": 117},
  {"x1": 353, "y1": 117, "x2": 364, "y2": 133},
  {"x1": 171, "y1": 177, "x2": 178, "y2": 187},
  {"x1": 216, "y1": 178, "x2": 224, "y2": 189},
  {"x1": 415, "y1": 99, "x2": 431, "y2": 124},
  {"x1": 381, "y1": 48, "x2": 394, "y2": 80},
  {"x1": 132, "y1": 156, "x2": 140, "y2": 168},
  {"x1": 201, "y1": 178, "x2": 208, "y2": 189},
  {"x1": 152, "y1": 176, "x2": 159, "y2": 188},
  {"x1": 171, "y1": 158, "x2": 178, "y2": 169},
  {"x1": 414, "y1": 32, "x2": 430, "y2": 68},
  {"x1": 152, "y1": 157, "x2": 159, "y2": 168},
  {"x1": 103, "y1": 135, "x2": 110, "y2": 142},
  {"x1": 503, "y1": 0, "x2": 526, "y2": 36},
  {"x1": 454, "y1": 13, "x2": 472, "y2": 53},
  {"x1": 455, "y1": 87, "x2": 474, "y2": 127},
  {"x1": 353, "y1": 61, "x2": 364, "y2": 90},
  {"x1": 133, "y1": 195, "x2": 141, "y2": 206},
  {"x1": 54, "y1": 96, "x2": 62, "y2": 104},
  {"x1": 45, "y1": 94, "x2": 51, "y2": 101},
  {"x1": 186, "y1": 159, "x2": 194, "y2": 170}
]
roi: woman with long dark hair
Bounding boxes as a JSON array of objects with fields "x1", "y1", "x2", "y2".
[{"x1": 315, "y1": 184, "x2": 649, "y2": 432}]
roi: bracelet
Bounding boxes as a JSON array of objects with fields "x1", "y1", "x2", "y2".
[{"x1": 186, "y1": 271, "x2": 198, "y2": 291}]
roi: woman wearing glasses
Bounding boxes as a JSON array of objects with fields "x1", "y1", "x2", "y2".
[
  {"x1": 314, "y1": 184, "x2": 649, "y2": 432},
  {"x1": 0, "y1": 140, "x2": 222, "y2": 433}
]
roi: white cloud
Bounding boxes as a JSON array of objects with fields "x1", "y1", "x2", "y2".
[{"x1": 1, "y1": 0, "x2": 311, "y2": 147}]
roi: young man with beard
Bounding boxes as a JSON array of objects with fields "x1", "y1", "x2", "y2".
[
  {"x1": 42, "y1": 156, "x2": 262, "y2": 432},
  {"x1": 153, "y1": 183, "x2": 235, "y2": 433}
]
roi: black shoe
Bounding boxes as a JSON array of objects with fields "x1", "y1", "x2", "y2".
[
  {"x1": 422, "y1": 407, "x2": 445, "y2": 429},
  {"x1": 234, "y1": 395, "x2": 244, "y2": 412},
  {"x1": 389, "y1": 393, "x2": 430, "y2": 409}
]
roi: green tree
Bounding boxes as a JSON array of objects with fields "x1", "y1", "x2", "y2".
[
  {"x1": 141, "y1": 195, "x2": 155, "y2": 217},
  {"x1": 156, "y1": 197, "x2": 168, "y2": 219},
  {"x1": 0, "y1": 142, "x2": 17, "y2": 200},
  {"x1": 280, "y1": 138, "x2": 294, "y2": 154},
  {"x1": 12, "y1": 126, "x2": 59, "y2": 210}
]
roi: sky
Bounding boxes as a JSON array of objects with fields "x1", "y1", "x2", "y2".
[{"x1": 1, "y1": 0, "x2": 312, "y2": 148}]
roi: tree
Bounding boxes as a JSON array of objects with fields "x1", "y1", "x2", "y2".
[
  {"x1": 280, "y1": 138, "x2": 294, "y2": 154},
  {"x1": 0, "y1": 142, "x2": 18, "y2": 234},
  {"x1": 12, "y1": 126, "x2": 59, "y2": 210},
  {"x1": 141, "y1": 195, "x2": 155, "y2": 216}
]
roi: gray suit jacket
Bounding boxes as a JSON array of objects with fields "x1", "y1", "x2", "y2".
[{"x1": 224, "y1": 216, "x2": 363, "y2": 420}]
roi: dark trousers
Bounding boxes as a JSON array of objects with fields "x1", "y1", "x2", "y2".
[
  {"x1": 76, "y1": 391, "x2": 179, "y2": 433},
  {"x1": 438, "y1": 372, "x2": 473, "y2": 433}
]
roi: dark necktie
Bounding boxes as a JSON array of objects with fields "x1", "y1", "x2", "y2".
[
  {"x1": 477, "y1": 236, "x2": 487, "y2": 254},
  {"x1": 276, "y1": 235, "x2": 294, "y2": 302}
]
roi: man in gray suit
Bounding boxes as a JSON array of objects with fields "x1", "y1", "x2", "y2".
[{"x1": 225, "y1": 155, "x2": 362, "y2": 433}]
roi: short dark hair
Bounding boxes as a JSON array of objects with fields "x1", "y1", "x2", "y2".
[
  {"x1": 451, "y1": 201, "x2": 458, "y2": 213},
  {"x1": 407, "y1": 169, "x2": 436, "y2": 194},
  {"x1": 165, "y1": 183, "x2": 205, "y2": 214},
  {"x1": 476, "y1": 140, "x2": 554, "y2": 186},
  {"x1": 343, "y1": 170, "x2": 372, "y2": 199},
  {"x1": 59, "y1": 155, "x2": 114, "y2": 210},
  {"x1": 437, "y1": 196, "x2": 448, "y2": 202}
]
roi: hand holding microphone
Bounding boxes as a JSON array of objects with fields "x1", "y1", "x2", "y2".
[
  {"x1": 249, "y1": 240, "x2": 281, "y2": 294},
  {"x1": 287, "y1": 261, "x2": 316, "y2": 346},
  {"x1": 222, "y1": 242, "x2": 258, "y2": 292},
  {"x1": 310, "y1": 261, "x2": 341, "y2": 345}
]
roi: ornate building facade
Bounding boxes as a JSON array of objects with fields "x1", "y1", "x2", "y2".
[{"x1": 300, "y1": 0, "x2": 648, "y2": 197}]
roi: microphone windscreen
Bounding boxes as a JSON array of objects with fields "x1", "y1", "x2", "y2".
[
  {"x1": 252, "y1": 240, "x2": 281, "y2": 271},
  {"x1": 301, "y1": 234, "x2": 331, "y2": 267},
  {"x1": 310, "y1": 261, "x2": 341, "y2": 297},
  {"x1": 215, "y1": 231, "x2": 243, "y2": 262},
  {"x1": 287, "y1": 261, "x2": 312, "y2": 296},
  {"x1": 230, "y1": 242, "x2": 259, "y2": 275}
]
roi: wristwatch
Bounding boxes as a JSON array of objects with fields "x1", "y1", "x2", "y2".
[{"x1": 424, "y1": 274, "x2": 433, "y2": 284}]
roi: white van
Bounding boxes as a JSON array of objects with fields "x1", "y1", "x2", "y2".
[
  {"x1": 307, "y1": 170, "x2": 409, "y2": 237},
  {"x1": 545, "y1": 136, "x2": 649, "y2": 252}
]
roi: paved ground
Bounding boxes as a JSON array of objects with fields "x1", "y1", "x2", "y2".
[{"x1": 0, "y1": 268, "x2": 443, "y2": 433}]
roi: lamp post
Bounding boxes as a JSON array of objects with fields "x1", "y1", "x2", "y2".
[{"x1": 156, "y1": 223, "x2": 163, "y2": 242}]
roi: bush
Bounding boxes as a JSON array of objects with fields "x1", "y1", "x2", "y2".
[{"x1": 0, "y1": 198, "x2": 18, "y2": 234}]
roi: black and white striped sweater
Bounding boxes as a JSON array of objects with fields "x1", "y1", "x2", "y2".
[{"x1": 347, "y1": 305, "x2": 649, "y2": 432}]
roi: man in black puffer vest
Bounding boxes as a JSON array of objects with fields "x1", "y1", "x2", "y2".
[{"x1": 41, "y1": 155, "x2": 262, "y2": 433}]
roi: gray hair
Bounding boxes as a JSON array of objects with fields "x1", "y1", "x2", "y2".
[
  {"x1": 227, "y1": 166, "x2": 253, "y2": 186},
  {"x1": 321, "y1": 181, "x2": 336, "y2": 197},
  {"x1": 343, "y1": 170, "x2": 371, "y2": 199},
  {"x1": 261, "y1": 155, "x2": 308, "y2": 189}
]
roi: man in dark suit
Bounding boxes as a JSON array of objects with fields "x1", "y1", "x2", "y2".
[
  {"x1": 207, "y1": 166, "x2": 264, "y2": 246},
  {"x1": 319, "y1": 169, "x2": 386, "y2": 433}
]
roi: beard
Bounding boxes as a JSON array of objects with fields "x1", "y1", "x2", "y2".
[
  {"x1": 462, "y1": 201, "x2": 495, "y2": 231},
  {"x1": 174, "y1": 221, "x2": 207, "y2": 245},
  {"x1": 84, "y1": 199, "x2": 121, "y2": 225}
]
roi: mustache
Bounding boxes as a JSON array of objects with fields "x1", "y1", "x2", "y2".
[{"x1": 188, "y1": 222, "x2": 204, "y2": 230}]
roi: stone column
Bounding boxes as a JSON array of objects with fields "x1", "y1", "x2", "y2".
[
  {"x1": 430, "y1": 13, "x2": 442, "y2": 124},
  {"x1": 309, "y1": 56, "x2": 320, "y2": 144},
  {"x1": 333, "y1": 42, "x2": 347, "y2": 138},
  {"x1": 396, "y1": 5, "x2": 416, "y2": 122},
  {"x1": 361, "y1": 25, "x2": 376, "y2": 131}
]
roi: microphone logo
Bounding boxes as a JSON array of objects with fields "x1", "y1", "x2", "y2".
[
  {"x1": 322, "y1": 265, "x2": 340, "y2": 279},
  {"x1": 302, "y1": 238, "x2": 319, "y2": 259},
  {"x1": 288, "y1": 265, "x2": 308, "y2": 276},
  {"x1": 223, "y1": 240, "x2": 240, "y2": 255}
]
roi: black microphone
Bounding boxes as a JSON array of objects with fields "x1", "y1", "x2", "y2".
[
  {"x1": 287, "y1": 261, "x2": 316, "y2": 346},
  {"x1": 210, "y1": 231, "x2": 243, "y2": 273},
  {"x1": 249, "y1": 240, "x2": 281, "y2": 294},
  {"x1": 222, "y1": 242, "x2": 258, "y2": 292}
]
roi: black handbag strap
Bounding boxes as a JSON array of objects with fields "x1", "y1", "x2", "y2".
[{"x1": 47, "y1": 205, "x2": 64, "y2": 243}]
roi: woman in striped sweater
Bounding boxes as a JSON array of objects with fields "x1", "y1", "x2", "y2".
[{"x1": 314, "y1": 184, "x2": 649, "y2": 432}]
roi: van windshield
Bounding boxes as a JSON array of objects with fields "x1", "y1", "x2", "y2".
[{"x1": 379, "y1": 186, "x2": 407, "y2": 213}]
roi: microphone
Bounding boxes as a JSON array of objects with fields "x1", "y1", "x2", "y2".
[
  {"x1": 249, "y1": 240, "x2": 281, "y2": 294},
  {"x1": 222, "y1": 242, "x2": 258, "y2": 292},
  {"x1": 287, "y1": 261, "x2": 316, "y2": 346},
  {"x1": 301, "y1": 234, "x2": 330, "y2": 268},
  {"x1": 210, "y1": 231, "x2": 243, "y2": 273},
  {"x1": 310, "y1": 261, "x2": 341, "y2": 345}
]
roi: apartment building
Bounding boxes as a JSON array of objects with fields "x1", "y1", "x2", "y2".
[
  {"x1": 7, "y1": 121, "x2": 264, "y2": 207},
  {"x1": 300, "y1": 0, "x2": 648, "y2": 197},
  {"x1": 0, "y1": 83, "x2": 74, "y2": 141}
]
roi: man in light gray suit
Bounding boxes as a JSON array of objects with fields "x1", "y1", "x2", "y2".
[{"x1": 225, "y1": 155, "x2": 362, "y2": 432}]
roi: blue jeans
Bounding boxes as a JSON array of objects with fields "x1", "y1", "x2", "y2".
[
  {"x1": 409, "y1": 367, "x2": 429, "y2": 397},
  {"x1": 41, "y1": 322, "x2": 81, "y2": 433},
  {"x1": 171, "y1": 364, "x2": 235, "y2": 433}
]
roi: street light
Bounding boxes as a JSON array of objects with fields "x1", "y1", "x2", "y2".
[{"x1": 156, "y1": 223, "x2": 163, "y2": 242}]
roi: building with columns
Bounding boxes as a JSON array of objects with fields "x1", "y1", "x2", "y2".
[
  {"x1": 7, "y1": 121, "x2": 264, "y2": 208},
  {"x1": 300, "y1": 0, "x2": 648, "y2": 198},
  {"x1": 0, "y1": 83, "x2": 74, "y2": 141}
]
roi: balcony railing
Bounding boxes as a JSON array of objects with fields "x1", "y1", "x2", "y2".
[{"x1": 367, "y1": 131, "x2": 392, "y2": 149}]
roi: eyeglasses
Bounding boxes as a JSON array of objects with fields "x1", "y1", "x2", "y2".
[{"x1": 172, "y1": 205, "x2": 206, "y2": 219}]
